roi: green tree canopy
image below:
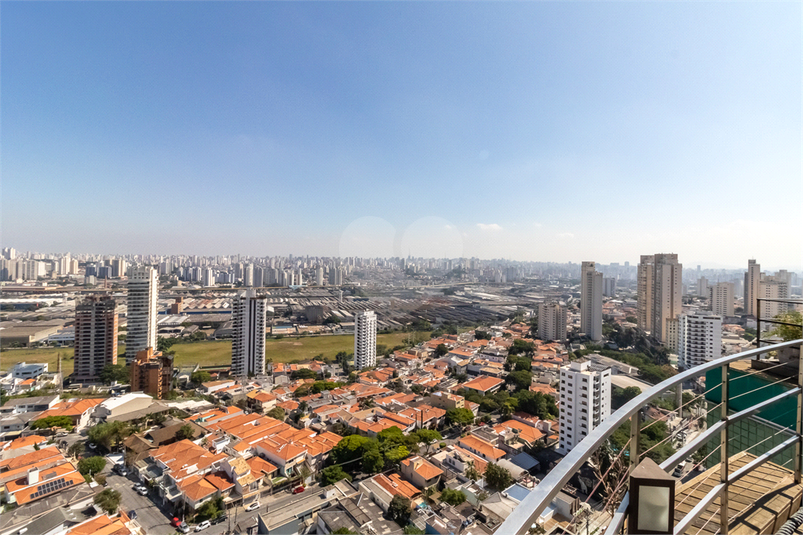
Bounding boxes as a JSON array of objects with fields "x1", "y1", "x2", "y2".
[
  {"x1": 445, "y1": 408, "x2": 475, "y2": 427},
  {"x1": 191, "y1": 371, "x2": 212, "y2": 384},
  {"x1": 435, "y1": 344, "x2": 449, "y2": 357},
  {"x1": 266, "y1": 407, "x2": 285, "y2": 420},
  {"x1": 88, "y1": 421, "x2": 132, "y2": 449},
  {"x1": 440, "y1": 488, "x2": 467, "y2": 506},
  {"x1": 99, "y1": 364, "x2": 129, "y2": 385},
  {"x1": 505, "y1": 370, "x2": 534, "y2": 391},
  {"x1": 78, "y1": 456, "x2": 106, "y2": 476},
  {"x1": 31, "y1": 415, "x2": 74, "y2": 430},
  {"x1": 389, "y1": 495, "x2": 412, "y2": 526},
  {"x1": 290, "y1": 368, "x2": 318, "y2": 380},
  {"x1": 94, "y1": 488, "x2": 121, "y2": 514},
  {"x1": 320, "y1": 465, "x2": 353, "y2": 486},
  {"x1": 484, "y1": 463, "x2": 513, "y2": 490},
  {"x1": 769, "y1": 311, "x2": 803, "y2": 342},
  {"x1": 175, "y1": 424, "x2": 195, "y2": 441}
]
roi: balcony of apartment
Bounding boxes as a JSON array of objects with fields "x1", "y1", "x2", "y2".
[{"x1": 497, "y1": 298, "x2": 803, "y2": 535}]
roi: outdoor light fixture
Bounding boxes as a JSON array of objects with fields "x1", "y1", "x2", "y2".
[{"x1": 628, "y1": 458, "x2": 677, "y2": 534}]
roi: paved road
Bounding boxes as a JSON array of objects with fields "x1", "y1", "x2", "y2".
[{"x1": 105, "y1": 470, "x2": 177, "y2": 535}]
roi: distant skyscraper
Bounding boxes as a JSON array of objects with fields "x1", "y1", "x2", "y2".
[
  {"x1": 759, "y1": 275, "x2": 790, "y2": 319},
  {"x1": 244, "y1": 264, "x2": 254, "y2": 287},
  {"x1": 202, "y1": 268, "x2": 215, "y2": 287},
  {"x1": 638, "y1": 253, "x2": 682, "y2": 344},
  {"x1": 697, "y1": 277, "x2": 709, "y2": 297},
  {"x1": 637, "y1": 255, "x2": 655, "y2": 331},
  {"x1": 603, "y1": 277, "x2": 616, "y2": 297},
  {"x1": 538, "y1": 302, "x2": 567, "y2": 342},
  {"x1": 315, "y1": 267, "x2": 324, "y2": 286},
  {"x1": 744, "y1": 259, "x2": 761, "y2": 317},
  {"x1": 354, "y1": 310, "x2": 377, "y2": 370},
  {"x1": 580, "y1": 261, "x2": 603, "y2": 341},
  {"x1": 74, "y1": 295, "x2": 118, "y2": 382},
  {"x1": 126, "y1": 266, "x2": 158, "y2": 362},
  {"x1": 231, "y1": 289, "x2": 266, "y2": 376},
  {"x1": 253, "y1": 266, "x2": 264, "y2": 288},
  {"x1": 678, "y1": 314, "x2": 722, "y2": 370},
  {"x1": 710, "y1": 282, "x2": 735, "y2": 317},
  {"x1": 558, "y1": 361, "x2": 611, "y2": 454},
  {"x1": 651, "y1": 254, "x2": 682, "y2": 345}
]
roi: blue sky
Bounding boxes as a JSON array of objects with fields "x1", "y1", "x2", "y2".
[{"x1": 2, "y1": 2, "x2": 800, "y2": 269}]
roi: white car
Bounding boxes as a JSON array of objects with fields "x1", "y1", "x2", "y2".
[
  {"x1": 87, "y1": 443, "x2": 97, "y2": 450},
  {"x1": 245, "y1": 501, "x2": 260, "y2": 512},
  {"x1": 195, "y1": 520, "x2": 210, "y2": 531},
  {"x1": 137, "y1": 487, "x2": 148, "y2": 496}
]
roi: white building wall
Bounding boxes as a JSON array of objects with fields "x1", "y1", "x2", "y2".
[
  {"x1": 354, "y1": 311, "x2": 377, "y2": 370},
  {"x1": 558, "y1": 361, "x2": 611, "y2": 454},
  {"x1": 580, "y1": 262, "x2": 603, "y2": 342},
  {"x1": 126, "y1": 266, "x2": 158, "y2": 361},
  {"x1": 678, "y1": 314, "x2": 722, "y2": 370}
]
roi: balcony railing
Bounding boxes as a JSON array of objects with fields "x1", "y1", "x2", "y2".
[{"x1": 497, "y1": 337, "x2": 803, "y2": 535}]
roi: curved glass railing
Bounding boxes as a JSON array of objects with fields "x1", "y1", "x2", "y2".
[{"x1": 497, "y1": 338, "x2": 803, "y2": 535}]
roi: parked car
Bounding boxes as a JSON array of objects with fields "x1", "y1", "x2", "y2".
[
  {"x1": 137, "y1": 487, "x2": 148, "y2": 496},
  {"x1": 87, "y1": 443, "x2": 97, "y2": 450},
  {"x1": 195, "y1": 520, "x2": 210, "y2": 531},
  {"x1": 171, "y1": 518, "x2": 182, "y2": 528},
  {"x1": 128, "y1": 510, "x2": 137, "y2": 520},
  {"x1": 134, "y1": 484, "x2": 147, "y2": 492},
  {"x1": 178, "y1": 522, "x2": 190, "y2": 534},
  {"x1": 245, "y1": 501, "x2": 260, "y2": 512},
  {"x1": 212, "y1": 515, "x2": 227, "y2": 525},
  {"x1": 292, "y1": 486, "x2": 305, "y2": 495}
]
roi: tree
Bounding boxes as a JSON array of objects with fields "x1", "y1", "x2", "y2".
[
  {"x1": 515, "y1": 391, "x2": 558, "y2": 419},
  {"x1": 290, "y1": 368, "x2": 318, "y2": 380},
  {"x1": 484, "y1": 463, "x2": 513, "y2": 490},
  {"x1": 440, "y1": 488, "x2": 467, "y2": 506},
  {"x1": 389, "y1": 495, "x2": 412, "y2": 526},
  {"x1": 465, "y1": 461, "x2": 481, "y2": 482},
  {"x1": 157, "y1": 336, "x2": 177, "y2": 354},
  {"x1": 445, "y1": 408, "x2": 475, "y2": 427},
  {"x1": 68, "y1": 442, "x2": 84, "y2": 459},
  {"x1": 506, "y1": 370, "x2": 534, "y2": 391},
  {"x1": 31, "y1": 415, "x2": 74, "y2": 431},
  {"x1": 191, "y1": 371, "x2": 212, "y2": 384},
  {"x1": 266, "y1": 407, "x2": 285, "y2": 420},
  {"x1": 413, "y1": 429, "x2": 442, "y2": 453},
  {"x1": 362, "y1": 448, "x2": 384, "y2": 473},
  {"x1": 94, "y1": 488, "x2": 121, "y2": 514},
  {"x1": 320, "y1": 465, "x2": 352, "y2": 486},
  {"x1": 175, "y1": 424, "x2": 195, "y2": 441},
  {"x1": 196, "y1": 496, "x2": 224, "y2": 520},
  {"x1": 435, "y1": 344, "x2": 449, "y2": 357},
  {"x1": 332, "y1": 528, "x2": 356, "y2": 535},
  {"x1": 88, "y1": 421, "x2": 132, "y2": 450},
  {"x1": 383, "y1": 445, "x2": 410, "y2": 469},
  {"x1": 611, "y1": 386, "x2": 641, "y2": 409},
  {"x1": 98, "y1": 364, "x2": 130, "y2": 384},
  {"x1": 403, "y1": 526, "x2": 425, "y2": 535},
  {"x1": 332, "y1": 435, "x2": 374, "y2": 467},
  {"x1": 78, "y1": 456, "x2": 106, "y2": 476},
  {"x1": 768, "y1": 311, "x2": 803, "y2": 342}
]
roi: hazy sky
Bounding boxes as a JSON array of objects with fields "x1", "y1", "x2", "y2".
[{"x1": 3, "y1": 2, "x2": 801, "y2": 270}]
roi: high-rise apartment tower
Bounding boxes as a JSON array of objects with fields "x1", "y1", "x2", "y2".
[
  {"x1": 354, "y1": 310, "x2": 377, "y2": 370},
  {"x1": 558, "y1": 360, "x2": 611, "y2": 454},
  {"x1": 580, "y1": 261, "x2": 603, "y2": 341},
  {"x1": 231, "y1": 289, "x2": 266, "y2": 376},
  {"x1": 74, "y1": 295, "x2": 118, "y2": 382},
  {"x1": 126, "y1": 266, "x2": 158, "y2": 362}
]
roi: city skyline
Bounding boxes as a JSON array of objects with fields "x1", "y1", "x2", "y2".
[{"x1": 3, "y1": 2, "x2": 800, "y2": 268}]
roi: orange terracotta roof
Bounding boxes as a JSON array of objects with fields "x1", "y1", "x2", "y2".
[
  {"x1": 402, "y1": 456, "x2": 443, "y2": 481},
  {"x1": 458, "y1": 435, "x2": 505, "y2": 461},
  {"x1": 0, "y1": 446, "x2": 61, "y2": 471},
  {"x1": 246, "y1": 455, "x2": 278, "y2": 476},
  {"x1": 66, "y1": 514, "x2": 131, "y2": 535},
  {"x1": 461, "y1": 375, "x2": 504, "y2": 392},
  {"x1": 373, "y1": 473, "x2": 420, "y2": 500},
  {"x1": 6, "y1": 435, "x2": 48, "y2": 449},
  {"x1": 178, "y1": 474, "x2": 218, "y2": 502},
  {"x1": 37, "y1": 398, "x2": 104, "y2": 419}
]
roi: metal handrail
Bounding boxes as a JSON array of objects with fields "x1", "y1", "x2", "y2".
[{"x1": 497, "y1": 338, "x2": 803, "y2": 535}]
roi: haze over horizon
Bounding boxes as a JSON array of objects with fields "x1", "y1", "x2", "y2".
[{"x1": 2, "y1": 2, "x2": 801, "y2": 270}]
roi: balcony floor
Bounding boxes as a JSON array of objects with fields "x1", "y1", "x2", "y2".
[{"x1": 674, "y1": 452, "x2": 802, "y2": 535}]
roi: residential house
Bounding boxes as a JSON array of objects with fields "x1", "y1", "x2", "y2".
[
  {"x1": 457, "y1": 435, "x2": 506, "y2": 463},
  {"x1": 400, "y1": 456, "x2": 444, "y2": 490},
  {"x1": 460, "y1": 376, "x2": 505, "y2": 396}
]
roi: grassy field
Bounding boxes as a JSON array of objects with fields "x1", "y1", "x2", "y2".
[
  {"x1": 0, "y1": 332, "x2": 429, "y2": 372},
  {"x1": 0, "y1": 347, "x2": 78, "y2": 376}
]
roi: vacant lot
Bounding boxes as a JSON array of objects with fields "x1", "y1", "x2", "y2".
[
  {"x1": 0, "y1": 332, "x2": 429, "y2": 373},
  {"x1": 0, "y1": 347, "x2": 78, "y2": 376},
  {"x1": 173, "y1": 331, "x2": 428, "y2": 367}
]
